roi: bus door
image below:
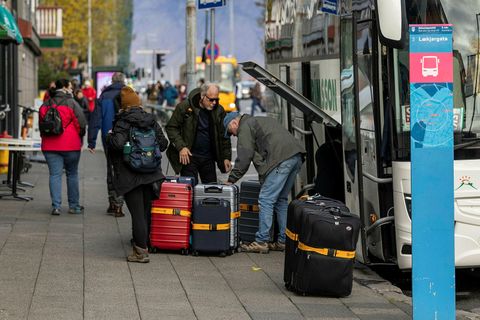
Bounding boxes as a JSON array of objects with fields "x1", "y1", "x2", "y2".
[{"x1": 351, "y1": 16, "x2": 393, "y2": 263}]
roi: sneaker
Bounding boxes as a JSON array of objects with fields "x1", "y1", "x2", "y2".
[
  {"x1": 240, "y1": 241, "x2": 269, "y2": 254},
  {"x1": 113, "y1": 206, "x2": 125, "y2": 218},
  {"x1": 51, "y1": 208, "x2": 61, "y2": 216},
  {"x1": 106, "y1": 202, "x2": 116, "y2": 213},
  {"x1": 68, "y1": 206, "x2": 84, "y2": 214},
  {"x1": 268, "y1": 241, "x2": 285, "y2": 252},
  {"x1": 127, "y1": 245, "x2": 150, "y2": 263}
]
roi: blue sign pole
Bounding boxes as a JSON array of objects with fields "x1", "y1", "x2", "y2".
[{"x1": 409, "y1": 24, "x2": 455, "y2": 319}]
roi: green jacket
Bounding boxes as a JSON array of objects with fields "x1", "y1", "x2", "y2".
[
  {"x1": 228, "y1": 115, "x2": 306, "y2": 184},
  {"x1": 166, "y1": 88, "x2": 232, "y2": 174}
]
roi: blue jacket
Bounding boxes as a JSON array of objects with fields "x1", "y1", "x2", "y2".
[
  {"x1": 88, "y1": 82, "x2": 124, "y2": 149},
  {"x1": 164, "y1": 85, "x2": 178, "y2": 106}
]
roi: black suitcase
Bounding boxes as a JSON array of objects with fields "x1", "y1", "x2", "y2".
[
  {"x1": 284, "y1": 196, "x2": 350, "y2": 289},
  {"x1": 239, "y1": 181, "x2": 261, "y2": 243},
  {"x1": 293, "y1": 206, "x2": 360, "y2": 297},
  {"x1": 239, "y1": 181, "x2": 279, "y2": 244},
  {"x1": 191, "y1": 198, "x2": 231, "y2": 256},
  {"x1": 194, "y1": 184, "x2": 240, "y2": 253}
]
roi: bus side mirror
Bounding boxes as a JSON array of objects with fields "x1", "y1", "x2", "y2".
[{"x1": 374, "y1": 0, "x2": 407, "y2": 49}]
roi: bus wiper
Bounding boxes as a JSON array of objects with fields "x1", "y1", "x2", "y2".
[{"x1": 454, "y1": 138, "x2": 480, "y2": 150}]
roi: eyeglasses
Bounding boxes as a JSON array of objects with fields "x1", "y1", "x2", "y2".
[{"x1": 205, "y1": 96, "x2": 220, "y2": 103}]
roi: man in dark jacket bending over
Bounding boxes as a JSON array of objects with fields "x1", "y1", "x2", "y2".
[
  {"x1": 224, "y1": 112, "x2": 306, "y2": 253},
  {"x1": 166, "y1": 83, "x2": 232, "y2": 183}
]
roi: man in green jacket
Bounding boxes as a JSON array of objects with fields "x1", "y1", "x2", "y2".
[
  {"x1": 224, "y1": 112, "x2": 306, "y2": 253},
  {"x1": 166, "y1": 83, "x2": 232, "y2": 183}
]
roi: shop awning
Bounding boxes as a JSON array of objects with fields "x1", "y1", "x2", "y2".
[{"x1": 0, "y1": 5, "x2": 23, "y2": 44}]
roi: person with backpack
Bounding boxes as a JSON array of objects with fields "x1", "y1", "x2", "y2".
[
  {"x1": 39, "y1": 79, "x2": 87, "y2": 216},
  {"x1": 107, "y1": 86, "x2": 168, "y2": 263},
  {"x1": 88, "y1": 72, "x2": 126, "y2": 217}
]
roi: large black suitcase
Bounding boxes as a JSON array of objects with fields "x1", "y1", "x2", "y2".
[
  {"x1": 191, "y1": 198, "x2": 231, "y2": 256},
  {"x1": 293, "y1": 206, "x2": 360, "y2": 297},
  {"x1": 284, "y1": 196, "x2": 350, "y2": 289}
]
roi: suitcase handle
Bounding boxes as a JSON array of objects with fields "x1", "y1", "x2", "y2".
[
  {"x1": 204, "y1": 186, "x2": 223, "y2": 193},
  {"x1": 200, "y1": 197, "x2": 222, "y2": 206}
]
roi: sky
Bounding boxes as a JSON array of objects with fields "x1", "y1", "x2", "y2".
[{"x1": 130, "y1": 0, "x2": 265, "y2": 83}]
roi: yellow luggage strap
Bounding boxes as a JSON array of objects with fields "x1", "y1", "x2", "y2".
[
  {"x1": 285, "y1": 228, "x2": 298, "y2": 241},
  {"x1": 231, "y1": 211, "x2": 241, "y2": 219},
  {"x1": 240, "y1": 203, "x2": 259, "y2": 212},
  {"x1": 151, "y1": 207, "x2": 191, "y2": 218},
  {"x1": 297, "y1": 242, "x2": 355, "y2": 259},
  {"x1": 191, "y1": 223, "x2": 230, "y2": 231}
]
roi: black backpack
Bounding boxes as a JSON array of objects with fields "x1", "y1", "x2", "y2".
[
  {"x1": 39, "y1": 99, "x2": 68, "y2": 136},
  {"x1": 123, "y1": 126, "x2": 162, "y2": 173}
]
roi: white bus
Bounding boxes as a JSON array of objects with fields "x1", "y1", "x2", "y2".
[{"x1": 243, "y1": 0, "x2": 480, "y2": 269}]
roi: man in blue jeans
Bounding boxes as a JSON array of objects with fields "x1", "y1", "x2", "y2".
[{"x1": 224, "y1": 112, "x2": 305, "y2": 253}]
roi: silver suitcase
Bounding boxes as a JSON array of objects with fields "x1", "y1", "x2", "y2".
[{"x1": 194, "y1": 184, "x2": 239, "y2": 253}]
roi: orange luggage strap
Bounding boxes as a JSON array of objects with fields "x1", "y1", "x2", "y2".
[
  {"x1": 151, "y1": 207, "x2": 191, "y2": 218},
  {"x1": 285, "y1": 228, "x2": 298, "y2": 241},
  {"x1": 240, "y1": 203, "x2": 259, "y2": 212},
  {"x1": 231, "y1": 211, "x2": 241, "y2": 219},
  {"x1": 191, "y1": 223, "x2": 230, "y2": 231},
  {"x1": 297, "y1": 242, "x2": 355, "y2": 259}
]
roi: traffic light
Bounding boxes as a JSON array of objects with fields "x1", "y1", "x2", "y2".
[{"x1": 156, "y1": 53, "x2": 165, "y2": 70}]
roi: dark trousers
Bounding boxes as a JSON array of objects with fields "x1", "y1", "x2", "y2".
[
  {"x1": 181, "y1": 156, "x2": 217, "y2": 184},
  {"x1": 124, "y1": 184, "x2": 154, "y2": 249},
  {"x1": 105, "y1": 148, "x2": 124, "y2": 206}
]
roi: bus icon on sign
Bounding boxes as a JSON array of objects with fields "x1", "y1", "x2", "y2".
[{"x1": 421, "y1": 55, "x2": 440, "y2": 77}]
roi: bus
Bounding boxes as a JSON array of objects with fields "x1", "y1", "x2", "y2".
[
  {"x1": 180, "y1": 56, "x2": 240, "y2": 112},
  {"x1": 242, "y1": 0, "x2": 480, "y2": 270}
]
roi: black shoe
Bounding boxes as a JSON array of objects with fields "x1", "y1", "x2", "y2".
[
  {"x1": 106, "y1": 202, "x2": 116, "y2": 213},
  {"x1": 51, "y1": 208, "x2": 61, "y2": 216}
]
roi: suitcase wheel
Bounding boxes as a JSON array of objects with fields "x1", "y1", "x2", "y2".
[
  {"x1": 192, "y1": 251, "x2": 199, "y2": 256},
  {"x1": 149, "y1": 247, "x2": 158, "y2": 254},
  {"x1": 181, "y1": 248, "x2": 189, "y2": 255},
  {"x1": 219, "y1": 251, "x2": 227, "y2": 258}
]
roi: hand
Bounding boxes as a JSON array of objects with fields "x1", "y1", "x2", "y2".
[
  {"x1": 179, "y1": 147, "x2": 192, "y2": 165},
  {"x1": 224, "y1": 159, "x2": 232, "y2": 172},
  {"x1": 88, "y1": 148, "x2": 95, "y2": 154}
]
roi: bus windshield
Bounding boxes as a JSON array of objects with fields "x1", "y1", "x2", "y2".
[
  {"x1": 195, "y1": 63, "x2": 235, "y2": 93},
  {"x1": 393, "y1": 0, "x2": 480, "y2": 160}
]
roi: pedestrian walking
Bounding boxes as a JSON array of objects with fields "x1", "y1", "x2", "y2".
[
  {"x1": 166, "y1": 83, "x2": 232, "y2": 184},
  {"x1": 224, "y1": 112, "x2": 305, "y2": 253},
  {"x1": 163, "y1": 81, "x2": 178, "y2": 108},
  {"x1": 39, "y1": 79, "x2": 87, "y2": 215},
  {"x1": 107, "y1": 86, "x2": 168, "y2": 263},
  {"x1": 82, "y1": 80, "x2": 97, "y2": 113},
  {"x1": 250, "y1": 82, "x2": 266, "y2": 115},
  {"x1": 74, "y1": 89, "x2": 90, "y2": 123},
  {"x1": 87, "y1": 72, "x2": 126, "y2": 217}
]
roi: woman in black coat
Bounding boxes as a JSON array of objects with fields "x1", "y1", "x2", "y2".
[{"x1": 107, "y1": 86, "x2": 168, "y2": 263}]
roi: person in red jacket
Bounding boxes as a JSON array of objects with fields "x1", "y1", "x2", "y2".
[
  {"x1": 39, "y1": 79, "x2": 87, "y2": 216},
  {"x1": 82, "y1": 80, "x2": 97, "y2": 113}
]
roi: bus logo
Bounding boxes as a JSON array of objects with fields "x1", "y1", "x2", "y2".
[
  {"x1": 421, "y1": 55, "x2": 440, "y2": 77},
  {"x1": 455, "y1": 176, "x2": 477, "y2": 190}
]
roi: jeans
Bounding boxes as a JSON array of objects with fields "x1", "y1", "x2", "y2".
[
  {"x1": 256, "y1": 154, "x2": 302, "y2": 244},
  {"x1": 250, "y1": 97, "x2": 265, "y2": 116},
  {"x1": 43, "y1": 151, "x2": 81, "y2": 209}
]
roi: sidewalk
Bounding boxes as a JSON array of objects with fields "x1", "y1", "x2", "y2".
[{"x1": 1, "y1": 151, "x2": 416, "y2": 320}]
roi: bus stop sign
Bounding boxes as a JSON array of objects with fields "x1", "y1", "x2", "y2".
[{"x1": 409, "y1": 24, "x2": 455, "y2": 319}]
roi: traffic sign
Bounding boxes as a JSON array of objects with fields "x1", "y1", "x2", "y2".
[
  {"x1": 205, "y1": 43, "x2": 220, "y2": 60},
  {"x1": 198, "y1": 0, "x2": 225, "y2": 10}
]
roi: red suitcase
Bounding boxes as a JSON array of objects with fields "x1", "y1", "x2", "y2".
[
  {"x1": 152, "y1": 182, "x2": 193, "y2": 209},
  {"x1": 150, "y1": 182, "x2": 193, "y2": 253}
]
